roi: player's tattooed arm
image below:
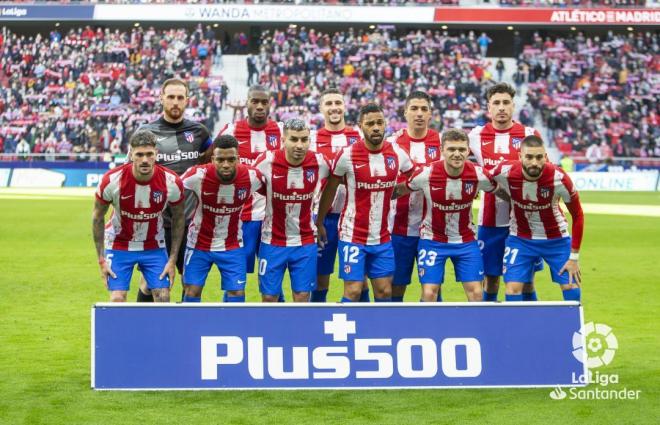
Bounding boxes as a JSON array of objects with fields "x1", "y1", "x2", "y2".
[
  {"x1": 493, "y1": 185, "x2": 511, "y2": 202},
  {"x1": 392, "y1": 183, "x2": 411, "y2": 199},
  {"x1": 160, "y1": 201, "x2": 184, "y2": 286},
  {"x1": 92, "y1": 199, "x2": 115, "y2": 283}
]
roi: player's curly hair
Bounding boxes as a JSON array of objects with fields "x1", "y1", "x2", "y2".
[
  {"x1": 283, "y1": 118, "x2": 308, "y2": 134},
  {"x1": 485, "y1": 82, "x2": 516, "y2": 102},
  {"x1": 129, "y1": 130, "x2": 157, "y2": 148},
  {"x1": 248, "y1": 84, "x2": 271, "y2": 99},
  {"x1": 213, "y1": 134, "x2": 239, "y2": 150},
  {"x1": 358, "y1": 103, "x2": 383, "y2": 123}
]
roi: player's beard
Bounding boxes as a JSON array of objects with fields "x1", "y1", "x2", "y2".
[
  {"x1": 165, "y1": 106, "x2": 183, "y2": 122},
  {"x1": 217, "y1": 169, "x2": 236, "y2": 183},
  {"x1": 523, "y1": 164, "x2": 543, "y2": 178},
  {"x1": 364, "y1": 133, "x2": 383, "y2": 149}
]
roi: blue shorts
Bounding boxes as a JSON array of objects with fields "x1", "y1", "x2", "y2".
[
  {"x1": 417, "y1": 239, "x2": 484, "y2": 284},
  {"x1": 503, "y1": 236, "x2": 572, "y2": 284},
  {"x1": 242, "y1": 220, "x2": 262, "y2": 273},
  {"x1": 392, "y1": 234, "x2": 419, "y2": 286},
  {"x1": 183, "y1": 247, "x2": 246, "y2": 291},
  {"x1": 478, "y1": 226, "x2": 543, "y2": 277},
  {"x1": 258, "y1": 242, "x2": 317, "y2": 295},
  {"x1": 105, "y1": 249, "x2": 170, "y2": 291},
  {"x1": 338, "y1": 240, "x2": 395, "y2": 281},
  {"x1": 317, "y1": 213, "x2": 340, "y2": 275}
]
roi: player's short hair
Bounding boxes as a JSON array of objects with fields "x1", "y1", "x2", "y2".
[
  {"x1": 129, "y1": 130, "x2": 157, "y2": 149},
  {"x1": 213, "y1": 134, "x2": 239, "y2": 150},
  {"x1": 405, "y1": 90, "x2": 432, "y2": 109},
  {"x1": 247, "y1": 84, "x2": 270, "y2": 99},
  {"x1": 485, "y1": 82, "x2": 516, "y2": 102},
  {"x1": 320, "y1": 87, "x2": 343, "y2": 103},
  {"x1": 358, "y1": 103, "x2": 384, "y2": 123},
  {"x1": 160, "y1": 78, "x2": 189, "y2": 96},
  {"x1": 283, "y1": 118, "x2": 309, "y2": 135},
  {"x1": 521, "y1": 135, "x2": 544, "y2": 149},
  {"x1": 441, "y1": 129, "x2": 468, "y2": 146}
]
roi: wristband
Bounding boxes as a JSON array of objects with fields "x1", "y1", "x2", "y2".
[{"x1": 569, "y1": 252, "x2": 579, "y2": 261}]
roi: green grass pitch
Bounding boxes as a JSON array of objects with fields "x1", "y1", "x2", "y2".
[{"x1": 0, "y1": 191, "x2": 658, "y2": 424}]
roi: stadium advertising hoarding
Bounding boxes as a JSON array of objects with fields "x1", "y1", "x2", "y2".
[
  {"x1": 2, "y1": 168, "x2": 109, "y2": 187},
  {"x1": 0, "y1": 5, "x2": 94, "y2": 20},
  {"x1": 92, "y1": 303, "x2": 586, "y2": 390},
  {"x1": 569, "y1": 171, "x2": 659, "y2": 191},
  {"x1": 89, "y1": 5, "x2": 659, "y2": 25}
]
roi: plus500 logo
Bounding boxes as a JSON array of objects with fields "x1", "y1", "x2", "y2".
[{"x1": 200, "y1": 336, "x2": 482, "y2": 381}]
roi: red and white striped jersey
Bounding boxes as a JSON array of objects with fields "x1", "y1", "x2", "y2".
[
  {"x1": 332, "y1": 141, "x2": 414, "y2": 245},
  {"x1": 387, "y1": 129, "x2": 442, "y2": 237},
  {"x1": 407, "y1": 160, "x2": 495, "y2": 243},
  {"x1": 310, "y1": 126, "x2": 362, "y2": 214},
  {"x1": 96, "y1": 163, "x2": 183, "y2": 251},
  {"x1": 468, "y1": 122, "x2": 540, "y2": 227},
  {"x1": 490, "y1": 161, "x2": 577, "y2": 241},
  {"x1": 181, "y1": 163, "x2": 265, "y2": 251},
  {"x1": 255, "y1": 150, "x2": 330, "y2": 246},
  {"x1": 218, "y1": 119, "x2": 283, "y2": 222}
]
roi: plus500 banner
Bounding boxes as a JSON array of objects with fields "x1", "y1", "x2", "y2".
[{"x1": 92, "y1": 303, "x2": 586, "y2": 390}]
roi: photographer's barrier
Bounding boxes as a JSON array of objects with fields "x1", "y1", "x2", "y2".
[{"x1": 92, "y1": 303, "x2": 586, "y2": 390}]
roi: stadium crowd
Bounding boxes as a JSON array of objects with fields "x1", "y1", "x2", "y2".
[
  {"x1": 257, "y1": 27, "x2": 493, "y2": 134},
  {"x1": 0, "y1": 25, "x2": 226, "y2": 159},
  {"x1": 517, "y1": 31, "x2": 659, "y2": 158}
]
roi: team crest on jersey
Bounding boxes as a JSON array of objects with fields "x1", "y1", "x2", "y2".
[
  {"x1": 305, "y1": 169, "x2": 316, "y2": 183},
  {"x1": 237, "y1": 188, "x2": 248, "y2": 200},
  {"x1": 464, "y1": 182, "x2": 475, "y2": 195},
  {"x1": 344, "y1": 265, "x2": 351, "y2": 274},
  {"x1": 511, "y1": 137, "x2": 522, "y2": 150},
  {"x1": 419, "y1": 267, "x2": 425, "y2": 277},
  {"x1": 267, "y1": 134, "x2": 278, "y2": 148},
  {"x1": 152, "y1": 191, "x2": 163, "y2": 203},
  {"x1": 184, "y1": 131, "x2": 195, "y2": 144},
  {"x1": 540, "y1": 187, "x2": 551, "y2": 198},
  {"x1": 427, "y1": 146, "x2": 438, "y2": 159},
  {"x1": 386, "y1": 156, "x2": 396, "y2": 170},
  {"x1": 348, "y1": 136, "x2": 358, "y2": 145}
]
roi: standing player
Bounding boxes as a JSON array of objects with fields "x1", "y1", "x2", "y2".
[
  {"x1": 136, "y1": 78, "x2": 213, "y2": 302},
  {"x1": 490, "y1": 135, "x2": 584, "y2": 301},
  {"x1": 316, "y1": 104, "x2": 414, "y2": 302},
  {"x1": 180, "y1": 135, "x2": 265, "y2": 302},
  {"x1": 309, "y1": 87, "x2": 365, "y2": 303},
  {"x1": 394, "y1": 129, "x2": 497, "y2": 302},
  {"x1": 218, "y1": 85, "x2": 283, "y2": 289},
  {"x1": 388, "y1": 91, "x2": 442, "y2": 302},
  {"x1": 254, "y1": 119, "x2": 329, "y2": 302},
  {"x1": 468, "y1": 82, "x2": 542, "y2": 301},
  {"x1": 92, "y1": 131, "x2": 184, "y2": 302}
]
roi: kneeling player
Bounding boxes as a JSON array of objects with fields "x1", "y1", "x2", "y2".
[
  {"x1": 255, "y1": 119, "x2": 329, "y2": 302},
  {"x1": 491, "y1": 135, "x2": 584, "y2": 301},
  {"x1": 92, "y1": 130, "x2": 185, "y2": 302},
  {"x1": 395, "y1": 129, "x2": 496, "y2": 302},
  {"x1": 180, "y1": 135, "x2": 265, "y2": 302}
]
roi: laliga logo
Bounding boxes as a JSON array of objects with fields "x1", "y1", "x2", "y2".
[
  {"x1": 200, "y1": 313, "x2": 483, "y2": 381},
  {"x1": 572, "y1": 322, "x2": 618, "y2": 368}
]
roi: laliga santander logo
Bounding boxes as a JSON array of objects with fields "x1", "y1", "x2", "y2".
[{"x1": 572, "y1": 322, "x2": 618, "y2": 368}]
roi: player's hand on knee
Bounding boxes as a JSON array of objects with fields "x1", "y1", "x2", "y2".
[
  {"x1": 99, "y1": 260, "x2": 116, "y2": 286},
  {"x1": 560, "y1": 259, "x2": 581, "y2": 286}
]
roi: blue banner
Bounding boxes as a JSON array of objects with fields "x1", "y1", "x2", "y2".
[
  {"x1": 92, "y1": 303, "x2": 586, "y2": 390},
  {"x1": 0, "y1": 5, "x2": 94, "y2": 20}
]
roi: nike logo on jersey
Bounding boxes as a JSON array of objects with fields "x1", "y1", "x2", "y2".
[
  {"x1": 156, "y1": 137, "x2": 168, "y2": 142},
  {"x1": 355, "y1": 164, "x2": 367, "y2": 169},
  {"x1": 482, "y1": 141, "x2": 493, "y2": 146},
  {"x1": 237, "y1": 280, "x2": 246, "y2": 284},
  {"x1": 203, "y1": 192, "x2": 215, "y2": 196},
  {"x1": 120, "y1": 195, "x2": 133, "y2": 199},
  {"x1": 510, "y1": 186, "x2": 520, "y2": 190},
  {"x1": 238, "y1": 140, "x2": 250, "y2": 144},
  {"x1": 431, "y1": 187, "x2": 444, "y2": 191},
  {"x1": 272, "y1": 175, "x2": 285, "y2": 179}
]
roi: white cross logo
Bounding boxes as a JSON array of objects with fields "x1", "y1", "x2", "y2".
[{"x1": 324, "y1": 313, "x2": 356, "y2": 342}]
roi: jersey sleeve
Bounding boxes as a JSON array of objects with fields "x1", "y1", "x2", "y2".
[
  {"x1": 95, "y1": 172, "x2": 114, "y2": 204},
  {"x1": 199, "y1": 124, "x2": 213, "y2": 152},
  {"x1": 218, "y1": 122, "x2": 234, "y2": 138},
  {"x1": 166, "y1": 172, "x2": 185, "y2": 205},
  {"x1": 394, "y1": 143, "x2": 414, "y2": 174},
  {"x1": 476, "y1": 166, "x2": 496, "y2": 193},
  {"x1": 181, "y1": 165, "x2": 203, "y2": 198},
  {"x1": 406, "y1": 166, "x2": 429, "y2": 192},
  {"x1": 317, "y1": 153, "x2": 330, "y2": 180},
  {"x1": 309, "y1": 129, "x2": 318, "y2": 153},
  {"x1": 249, "y1": 167, "x2": 266, "y2": 194},
  {"x1": 468, "y1": 126, "x2": 484, "y2": 166},
  {"x1": 331, "y1": 147, "x2": 350, "y2": 178}
]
